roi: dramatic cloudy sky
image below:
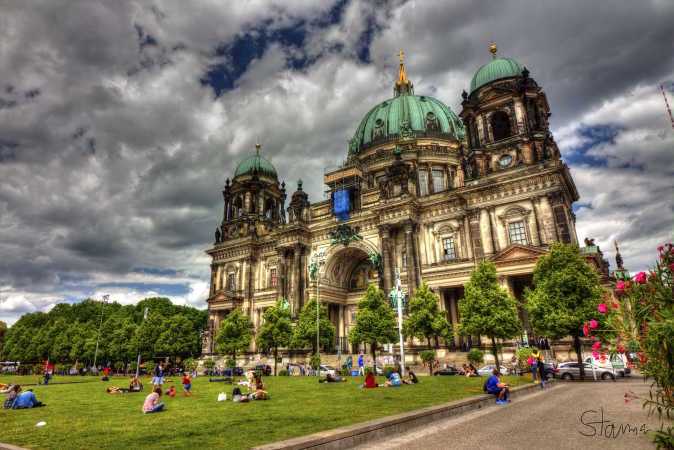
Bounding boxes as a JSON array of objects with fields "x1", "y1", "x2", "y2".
[{"x1": 1, "y1": 0, "x2": 672, "y2": 325}]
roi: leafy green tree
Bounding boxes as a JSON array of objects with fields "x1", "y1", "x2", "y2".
[
  {"x1": 458, "y1": 261, "x2": 522, "y2": 371},
  {"x1": 403, "y1": 283, "x2": 453, "y2": 348},
  {"x1": 349, "y1": 284, "x2": 397, "y2": 374},
  {"x1": 291, "y1": 297, "x2": 335, "y2": 354},
  {"x1": 525, "y1": 243, "x2": 603, "y2": 379},
  {"x1": 256, "y1": 300, "x2": 293, "y2": 375},
  {"x1": 215, "y1": 308, "x2": 252, "y2": 365},
  {"x1": 133, "y1": 311, "x2": 166, "y2": 358},
  {"x1": 156, "y1": 314, "x2": 199, "y2": 359},
  {"x1": 419, "y1": 349, "x2": 436, "y2": 376}
]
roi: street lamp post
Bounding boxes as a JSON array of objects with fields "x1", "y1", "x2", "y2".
[
  {"x1": 92, "y1": 294, "x2": 109, "y2": 374},
  {"x1": 135, "y1": 307, "x2": 149, "y2": 379}
]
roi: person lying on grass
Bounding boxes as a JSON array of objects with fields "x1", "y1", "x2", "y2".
[
  {"x1": 12, "y1": 388, "x2": 45, "y2": 409},
  {"x1": 382, "y1": 370, "x2": 403, "y2": 387},
  {"x1": 142, "y1": 387, "x2": 165, "y2": 414},
  {"x1": 319, "y1": 373, "x2": 346, "y2": 383},
  {"x1": 486, "y1": 368, "x2": 510, "y2": 404}
]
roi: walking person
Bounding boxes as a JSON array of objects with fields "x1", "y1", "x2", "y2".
[
  {"x1": 152, "y1": 362, "x2": 164, "y2": 388},
  {"x1": 529, "y1": 348, "x2": 540, "y2": 382}
]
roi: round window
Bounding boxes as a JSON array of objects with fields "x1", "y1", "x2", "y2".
[{"x1": 499, "y1": 154, "x2": 512, "y2": 167}]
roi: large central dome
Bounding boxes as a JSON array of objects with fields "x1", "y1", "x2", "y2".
[{"x1": 349, "y1": 58, "x2": 464, "y2": 154}]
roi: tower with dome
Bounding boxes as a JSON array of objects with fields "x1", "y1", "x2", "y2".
[{"x1": 202, "y1": 45, "x2": 592, "y2": 360}]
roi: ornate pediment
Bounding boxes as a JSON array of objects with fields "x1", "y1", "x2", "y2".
[{"x1": 490, "y1": 244, "x2": 547, "y2": 264}]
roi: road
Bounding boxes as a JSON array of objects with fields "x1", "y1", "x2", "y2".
[{"x1": 355, "y1": 379, "x2": 666, "y2": 450}]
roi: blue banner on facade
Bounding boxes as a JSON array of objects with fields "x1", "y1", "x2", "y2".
[{"x1": 334, "y1": 189, "x2": 350, "y2": 221}]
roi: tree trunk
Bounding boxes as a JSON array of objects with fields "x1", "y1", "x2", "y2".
[
  {"x1": 273, "y1": 347, "x2": 278, "y2": 376},
  {"x1": 491, "y1": 337, "x2": 500, "y2": 374},
  {"x1": 574, "y1": 335, "x2": 585, "y2": 379},
  {"x1": 371, "y1": 341, "x2": 377, "y2": 376}
]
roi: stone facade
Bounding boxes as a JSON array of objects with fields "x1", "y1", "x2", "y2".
[{"x1": 202, "y1": 49, "x2": 598, "y2": 360}]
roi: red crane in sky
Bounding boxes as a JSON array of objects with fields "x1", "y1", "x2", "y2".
[{"x1": 660, "y1": 83, "x2": 674, "y2": 131}]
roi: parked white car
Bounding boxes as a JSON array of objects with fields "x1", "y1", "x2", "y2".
[{"x1": 478, "y1": 364, "x2": 510, "y2": 376}]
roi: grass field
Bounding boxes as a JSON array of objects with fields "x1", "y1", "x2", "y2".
[{"x1": 0, "y1": 373, "x2": 531, "y2": 449}]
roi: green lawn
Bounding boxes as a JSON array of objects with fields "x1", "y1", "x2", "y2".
[{"x1": 0, "y1": 373, "x2": 530, "y2": 449}]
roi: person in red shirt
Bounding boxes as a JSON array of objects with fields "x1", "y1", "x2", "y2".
[{"x1": 182, "y1": 373, "x2": 192, "y2": 397}]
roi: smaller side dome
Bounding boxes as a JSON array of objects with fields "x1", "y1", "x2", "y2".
[
  {"x1": 470, "y1": 57, "x2": 524, "y2": 94},
  {"x1": 234, "y1": 144, "x2": 278, "y2": 180}
]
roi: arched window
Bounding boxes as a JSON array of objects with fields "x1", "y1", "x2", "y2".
[{"x1": 491, "y1": 111, "x2": 511, "y2": 141}]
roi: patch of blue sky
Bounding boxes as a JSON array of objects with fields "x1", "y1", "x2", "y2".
[
  {"x1": 563, "y1": 124, "x2": 623, "y2": 167},
  {"x1": 201, "y1": 0, "x2": 351, "y2": 96}
]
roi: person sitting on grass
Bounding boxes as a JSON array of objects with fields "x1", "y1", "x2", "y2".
[
  {"x1": 142, "y1": 387, "x2": 165, "y2": 414},
  {"x1": 383, "y1": 370, "x2": 403, "y2": 387},
  {"x1": 487, "y1": 368, "x2": 510, "y2": 404},
  {"x1": 3, "y1": 385, "x2": 20, "y2": 409},
  {"x1": 130, "y1": 376, "x2": 142, "y2": 392},
  {"x1": 364, "y1": 371, "x2": 377, "y2": 388},
  {"x1": 13, "y1": 388, "x2": 45, "y2": 409},
  {"x1": 319, "y1": 373, "x2": 347, "y2": 383},
  {"x1": 404, "y1": 367, "x2": 418, "y2": 385},
  {"x1": 182, "y1": 373, "x2": 193, "y2": 397}
]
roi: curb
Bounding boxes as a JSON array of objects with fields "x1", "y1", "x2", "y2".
[
  {"x1": 254, "y1": 380, "x2": 557, "y2": 450},
  {"x1": 0, "y1": 444, "x2": 29, "y2": 450}
]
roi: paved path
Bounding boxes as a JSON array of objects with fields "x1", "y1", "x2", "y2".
[{"x1": 355, "y1": 379, "x2": 665, "y2": 450}]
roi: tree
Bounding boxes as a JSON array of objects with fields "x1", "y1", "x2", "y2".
[
  {"x1": 420, "y1": 349, "x2": 436, "y2": 376},
  {"x1": 403, "y1": 283, "x2": 453, "y2": 348},
  {"x1": 459, "y1": 261, "x2": 522, "y2": 371},
  {"x1": 525, "y1": 243, "x2": 603, "y2": 379},
  {"x1": 349, "y1": 284, "x2": 397, "y2": 375},
  {"x1": 156, "y1": 314, "x2": 199, "y2": 359},
  {"x1": 215, "y1": 308, "x2": 252, "y2": 365},
  {"x1": 256, "y1": 300, "x2": 293, "y2": 375},
  {"x1": 291, "y1": 297, "x2": 335, "y2": 354}
]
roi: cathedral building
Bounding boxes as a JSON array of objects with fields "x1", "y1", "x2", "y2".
[{"x1": 202, "y1": 45, "x2": 586, "y2": 356}]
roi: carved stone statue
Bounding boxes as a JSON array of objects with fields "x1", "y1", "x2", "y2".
[{"x1": 455, "y1": 165, "x2": 465, "y2": 188}]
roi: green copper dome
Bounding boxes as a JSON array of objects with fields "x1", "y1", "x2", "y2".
[
  {"x1": 470, "y1": 57, "x2": 524, "y2": 93},
  {"x1": 349, "y1": 94, "x2": 465, "y2": 154},
  {"x1": 234, "y1": 152, "x2": 278, "y2": 179}
]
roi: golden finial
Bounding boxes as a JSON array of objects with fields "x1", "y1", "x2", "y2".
[
  {"x1": 489, "y1": 41, "x2": 498, "y2": 59},
  {"x1": 398, "y1": 49, "x2": 404, "y2": 63}
]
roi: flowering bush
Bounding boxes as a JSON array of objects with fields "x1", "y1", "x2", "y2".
[{"x1": 594, "y1": 243, "x2": 674, "y2": 448}]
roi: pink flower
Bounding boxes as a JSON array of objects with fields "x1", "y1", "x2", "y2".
[
  {"x1": 589, "y1": 320, "x2": 598, "y2": 329},
  {"x1": 592, "y1": 351, "x2": 599, "y2": 360},
  {"x1": 635, "y1": 272, "x2": 647, "y2": 284},
  {"x1": 583, "y1": 323, "x2": 589, "y2": 336},
  {"x1": 592, "y1": 340, "x2": 601, "y2": 351},
  {"x1": 598, "y1": 303, "x2": 607, "y2": 313}
]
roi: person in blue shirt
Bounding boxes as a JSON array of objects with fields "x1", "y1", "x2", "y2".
[
  {"x1": 13, "y1": 389, "x2": 44, "y2": 409},
  {"x1": 358, "y1": 354, "x2": 364, "y2": 376},
  {"x1": 487, "y1": 369, "x2": 510, "y2": 404}
]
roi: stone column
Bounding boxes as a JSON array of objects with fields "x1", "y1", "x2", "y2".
[
  {"x1": 379, "y1": 226, "x2": 393, "y2": 293},
  {"x1": 489, "y1": 207, "x2": 499, "y2": 252},
  {"x1": 530, "y1": 198, "x2": 542, "y2": 246},
  {"x1": 480, "y1": 209, "x2": 494, "y2": 255},
  {"x1": 463, "y1": 215, "x2": 473, "y2": 260},
  {"x1": 404, "y1": 222, "x2": 417, "y2": 294}
]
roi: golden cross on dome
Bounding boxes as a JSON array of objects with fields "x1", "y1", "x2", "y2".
[{"x1": 398, "y1": 49, "x2": 404, "y2": 63}]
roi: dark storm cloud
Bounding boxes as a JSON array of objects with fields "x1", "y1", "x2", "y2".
[{"x1": 0, "y1": 0, "x2": 672, "y2": 324}]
